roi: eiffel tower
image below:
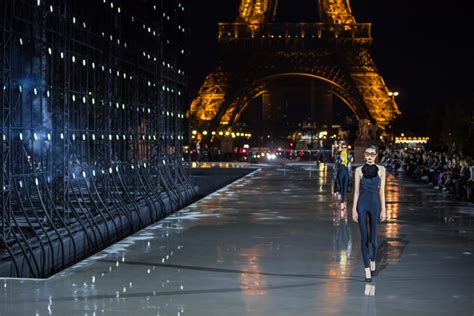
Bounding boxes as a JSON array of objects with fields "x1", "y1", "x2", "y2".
[{"x1": 189, "y1": 0, "x2": 400, "y2": 136}]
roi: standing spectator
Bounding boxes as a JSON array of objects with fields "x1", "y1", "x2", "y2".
[
  {"x1": 196, "y1": 140, "x2": 202, "y2": 162},
  {"x1": 468, "y1": 163, "x2": 474, "y2": 201}
]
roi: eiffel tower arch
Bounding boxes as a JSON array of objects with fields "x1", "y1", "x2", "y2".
[{"x1": 189, "y1": 0, "x2": 400, "y2": 136}]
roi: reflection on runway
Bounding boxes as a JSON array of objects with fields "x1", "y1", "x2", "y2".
[
  {"x1": 385, "y1": 175, "x2": 400, "y2": 239},
  {"x1": 362, "y1": 284, "x2": 377, "y2": 316},
  {"x1": 332, "y1": 201, "x2": 352, "y2": 274},
  {"x1": 319, "y1": 200, "x2": 355, "y2": 315},
  {"x1": 239, "y1": 246, "x2": 267, "y2": 297},
  {"x1": 364, "y1": 283, "x2": 375, "y2": 296}
]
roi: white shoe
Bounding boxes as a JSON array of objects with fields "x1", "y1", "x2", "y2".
[
  {"x1": 364, "y1": 267, "x2": 372, "y2": 282},
  {"x1": 370, "y1": 260, "x2": 376, "y2": 275}
]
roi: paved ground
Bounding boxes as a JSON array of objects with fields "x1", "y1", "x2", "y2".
[{"x1": 1, "y1": 164, "x2": 473, "y2": 315}]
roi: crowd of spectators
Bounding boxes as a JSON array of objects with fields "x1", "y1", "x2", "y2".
[{"x1": 379, "y1": 146, "x2": 474, "y2": 202}]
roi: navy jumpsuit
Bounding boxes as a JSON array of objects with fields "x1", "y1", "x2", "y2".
[{"x1": 357, "y1": 164, "x2": 381, "y2": 268}]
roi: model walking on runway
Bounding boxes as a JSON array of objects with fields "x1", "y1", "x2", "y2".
[
  {"x1": 352, "y1": 145, "x2": 386, "y2": 282},
  {"x1": 333, "y1": 142, "x2": 353, "y2": 211}
]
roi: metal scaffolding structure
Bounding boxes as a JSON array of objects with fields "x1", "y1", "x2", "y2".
[{"x1": 1, "y1": 0, "x2": 194, "y2": 278}]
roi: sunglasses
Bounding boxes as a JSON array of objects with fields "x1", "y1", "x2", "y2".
[{"x1": 364, "y1": 152, "x2": 377, "y2": 157}]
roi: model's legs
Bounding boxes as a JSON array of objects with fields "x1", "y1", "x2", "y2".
[
  {"x1": 368, "y1": 204, "x2": 379, "y2": 263},
  {"x1": 336, "y1": 170, "x2": 342, "y2": 194},
  {"x1": 357, "y1": 207, "x2": 370, "y2": 268},
  {"x1": 335, "y1": 170, "x2": 342, "y2": 200},
  {"x1": 340, "y1": 168, "x2": 349, "y2": 201}
]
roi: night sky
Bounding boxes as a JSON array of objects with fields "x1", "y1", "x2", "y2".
[{"x1": 184, "y1": 0, "x2": 474, "y2": 130}]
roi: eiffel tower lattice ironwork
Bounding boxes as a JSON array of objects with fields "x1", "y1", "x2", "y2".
[{"x1": 189, "y1": 0, "x2": 401, "y2": 133}]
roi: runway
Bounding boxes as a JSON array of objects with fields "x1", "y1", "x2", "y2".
[{"x1": 1, "y1": 164, "x2": 473, "y2": 315}]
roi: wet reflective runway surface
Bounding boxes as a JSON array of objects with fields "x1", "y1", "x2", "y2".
[{"x1": 1, "y1": 164, "x2": 473, "y2": 315}]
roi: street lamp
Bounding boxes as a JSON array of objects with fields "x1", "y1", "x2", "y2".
[
  {"x1": 388, "y1": 91, "x2": 399, "y2": 119},
  {"x1": 388, "y1": 91, "x2": 399, "y2": 97},
  {"x1": 387, "y1": 91, "x2": 399, "y2": 142}
]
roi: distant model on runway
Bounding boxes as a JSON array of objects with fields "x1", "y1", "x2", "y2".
[
  {"x1": 351, "y1": 145, "x2": 387, "y2": 282},
  {"x1": 333, "y1": 142, "x2": 353, "y2": 211}
]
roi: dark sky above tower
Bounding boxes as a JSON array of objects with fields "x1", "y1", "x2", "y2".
[{"x1": 185, "y1": 0, "x2": 474, "y2": 121}]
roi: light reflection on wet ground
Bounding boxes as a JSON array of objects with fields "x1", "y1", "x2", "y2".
[{"x1": 0, "y1": 164, "x2": 473, "y2": 315}]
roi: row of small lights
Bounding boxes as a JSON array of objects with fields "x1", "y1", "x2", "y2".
[
  {"x1": 15, "y1": 40, "x2": 185, "y2": 85},
  {"x1": 4, "y1": 147, "x2": 184, "y2": 191},
  {"x1": 395, "y1": 136, "x2": 429, "y2": 143},
  {"x1": 5, "y1": 86, "x2": 184, "y2": 116},
  {"x1": 5, "y1": 132, "x2": 183, "y2": 142},
  {"x1": 8, "y1": 84, "x2": 183, "y2": 105},
  {"x1": 191, "y1": 130, "x2": 252, "y2": 138},
  {"x1": 220, "y1": 34, "x2": 357, "y2": 39},
  {"x1": 11, "y1": 160, "x2": 182, "y2": 189},
  {"x1": 250, "y1": 153, "x2": 277, "y2": 160}
]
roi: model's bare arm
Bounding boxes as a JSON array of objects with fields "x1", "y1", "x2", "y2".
[
  {"x1": 352, "y1": 167, "x2": 361, "y2": 222},
  {"x1": 379, "y1": 166, "x2": 387, "y2": 222}
]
